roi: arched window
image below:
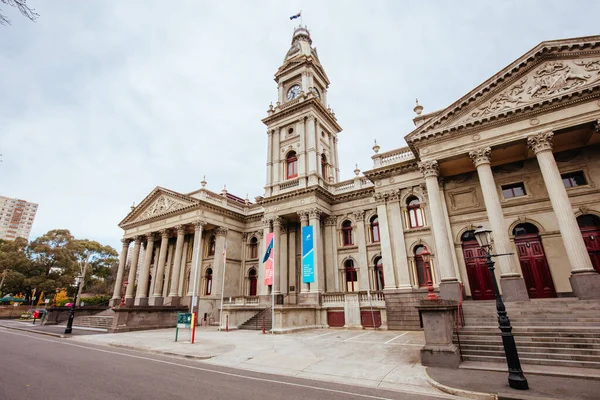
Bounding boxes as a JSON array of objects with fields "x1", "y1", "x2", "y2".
[
  {"x1": 205, "y1": 268, "x2": 213, "y2": 295},
  {"x1": 248, "y1": 268, "x2": 257, "y2": 296},
  {"x1": 321, "y1": 154, "x2": 328, "y2": 179},
  {"x1": 286, "y1": 151, "x2": 298, "y2": 179},
  {"x1": 370, "y1": 215, "x2": 380, "y2": 243},
  {"x1": 345, "y1": 259, "x2": 358, "y2": 292},
  {"x1": 342, "y1": 220, "x2": 354, "y2": 246},
  {"x1": 374, "y1": 257, "x2": 384, "y2": 291},
  {"x1": 249, "y1": 237, "x2": 258, "y2": 259},
  {"x1": 414, "y1": 245, "x2": 428, "y2": 287},
  {"x1": 407, "y1": 196, "x2": 425, "y2": 228},
  {"x1": 208, "y1": 235, "x2": 216, "y2": 257}
]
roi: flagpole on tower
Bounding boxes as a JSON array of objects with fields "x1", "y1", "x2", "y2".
[{"x1": 300, "y1": 10, "x2": 303, "y2": 26}]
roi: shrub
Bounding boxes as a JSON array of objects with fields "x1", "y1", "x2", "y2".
[
  {"x1": 57, "y1": 297, "x2": 73, "y2": 307},
  {"x1": 79, "y1": 295, "x2": 111, "y2": 306}
]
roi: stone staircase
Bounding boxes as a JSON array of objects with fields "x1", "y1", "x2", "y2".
[
  {"x1": 73, "y1": 309, "x2": 114, "y2": 330},
  {"x1": 239, "y1": 308, "x2": 272, "y2": 331},
  {"x1": 454, "y1": 298, "x2": 600, "y2": 369}
]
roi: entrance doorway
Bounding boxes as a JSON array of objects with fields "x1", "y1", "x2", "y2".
[
  {"x1": 461, "y1": 231, "x2": 495, "y2": 300},
  {"x1": 513, "y1": 223, "x2": 556, "y2": 298},
  {"x1": 577, "y1": 215, "x2": 600, "y2": 273},
  {"x1": 249, "y1": 268, "x2": 257, "y2": 296}
]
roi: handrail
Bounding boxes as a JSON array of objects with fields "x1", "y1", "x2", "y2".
[{"x1": 455, "y1": 282, "x2": 465, "y2": 362}]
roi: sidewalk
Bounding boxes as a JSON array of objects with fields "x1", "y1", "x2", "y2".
[
  {"x1": 427, "y1": 365, "x2": 600, "y2": 400},
  {"x1": 72, "y1": 327, "x2": 457, "y2": 397},
  {"x1": 0, "y1": 319, "x2": 105, "y2": 337}
]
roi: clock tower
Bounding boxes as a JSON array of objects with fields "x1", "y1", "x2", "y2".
[{"x1": 262, "y1": 27, "x2": 342, "y2": 196}]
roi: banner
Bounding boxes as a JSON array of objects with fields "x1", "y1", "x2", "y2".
[
  {"x1": 302, "y1": 225, "x2": 315, "y2": 283},
  {"x1": 264, "y1": 232, "x2": 274, "y2": 286}
]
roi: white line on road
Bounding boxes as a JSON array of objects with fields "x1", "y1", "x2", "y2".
[
  {"x1": 305, "y1": 330, "x2": 338, "y2": 340},
  {"x1": 345, "y1": 332, "x2": 372, "y2": 342},
  {"x1": 384, "y1": 332, "x2": 408, "y2": 344},
  {"x1": 0, "y1": 328, "x2": 455, "y2": 400}
]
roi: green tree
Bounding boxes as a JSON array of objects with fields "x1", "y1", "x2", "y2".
[{"x1": 71, "y1": 239, "x2": 118, "y2": 304}]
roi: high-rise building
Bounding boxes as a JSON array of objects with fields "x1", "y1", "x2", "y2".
[{"x1": 0, "y1": 196, "x2": 39, "y2": 241}]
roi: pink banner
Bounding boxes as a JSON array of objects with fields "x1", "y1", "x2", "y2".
[{"x1": 264, "y1": 232, "x2": 274, "y2": 286}]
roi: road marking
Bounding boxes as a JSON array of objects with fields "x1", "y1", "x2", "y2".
[
  {"x1": 0, "y1": 328, "x2": 455, "y2": 399},
  {"x1": 384, "y1": 332, "x2": 408, "y2": 344},
  {"x1": 345, "y1": 332, "x2": 372, "y2": 342},
  {"x1": 305, "y1": 331, "x2": 338, "y2": 340}
]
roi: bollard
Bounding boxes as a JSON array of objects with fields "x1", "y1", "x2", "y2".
[
  {"x1": 226, "y1": 315, "x2": 229, "y2": 332},
  {"x1": 262, "y1": 315, "x2": 266, "y2": 334}
]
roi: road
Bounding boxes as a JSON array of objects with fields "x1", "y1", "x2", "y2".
[{"x1": 0, "y1": 327, "x2": 457, "y2": 400}]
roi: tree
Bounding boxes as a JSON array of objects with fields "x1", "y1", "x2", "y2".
[
  {"x1": 0, "y1": 0, "x2": 39, "y2": 26},
  {"x1": 71, "y1": 239, "x2": 118, "y2": 304}
]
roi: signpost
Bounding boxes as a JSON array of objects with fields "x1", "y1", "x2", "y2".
[{"x1": 175, "y1": 312, "x2": 192, "y2": 342}]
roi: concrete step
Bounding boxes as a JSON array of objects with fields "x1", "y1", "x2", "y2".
[
  {"x1": 459, "y1": 343, "x2": 600, "y2": 355},
  {"x1": 461, "y1": 354, "x2": 600, "y2": 369},
  {"x1": 464, "y1": 319, "x2": 600, "y2": 326},
  {"x1": 456, "y1": 338, "x2": 600, "y2": 349},
  {"x1": 458, "y1": 326, "x2": 600, "y2": 334},
  {"x1": 460, "y1": 348, "x2": 600, "y2": 362}
]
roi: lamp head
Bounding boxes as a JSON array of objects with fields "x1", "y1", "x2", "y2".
[
  {"x1": 474, "y1": 225, "x2": 493, "y2": 252},
  {"x1": 75, "y1": 275, "x2": 83, "y2": 285},
  {"x1": 420, "y1": 248, "x2": 431, "y2": 263}
]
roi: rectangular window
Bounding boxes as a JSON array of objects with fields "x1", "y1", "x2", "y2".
[
  {"x1": 561, "y1": 171, "x2": 587, "y2": 188},
  {"x1": 501, "y1": 182, "x2": 527, "y2": 199}
]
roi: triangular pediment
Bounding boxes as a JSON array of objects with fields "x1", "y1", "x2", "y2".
[
  {"x1": 120, "y1": 187, "x2": 198, "y2": 226},
  {"x1": 406, "y1": 35, "x2": 600, "y2": 143}
]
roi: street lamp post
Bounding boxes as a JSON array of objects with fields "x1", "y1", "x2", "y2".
[
  {"x1": 64, "y1": 275, "x2": 82, "y2": 335},
  {"x1": 420, "y1": 249, "x2": 439, "y2": 301},
  {"x1": 473, "y1": 226, "x2": 528, "y2": 390}
]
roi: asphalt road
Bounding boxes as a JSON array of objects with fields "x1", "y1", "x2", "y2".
[{"x1": 0, "y1": 328, "x2": 456, "y2": 400}]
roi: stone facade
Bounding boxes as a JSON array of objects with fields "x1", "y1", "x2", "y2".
[{"x1": 111, "y1": 29, "x2": 600, "y2": 331}]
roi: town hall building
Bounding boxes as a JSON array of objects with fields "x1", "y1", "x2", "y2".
[{"x1": 110, "y1": 28, "x2": 600, "y2": 333}]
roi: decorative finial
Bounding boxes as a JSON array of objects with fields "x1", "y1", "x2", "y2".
[
  {"x1": 130, "y1": 202, "x2": 136, "y2": 211},
  {"x1": 201, "y1": 175, "x2": 207, "y2": 188},
  {"x1": 414, "y1": 98, "x2": 423, "y2": 116},
  {"x1": 354, "y1": 163, "x2": 360, "y2": 176},
  {"x1": 245, "y1": 193, "x2": 249, "y2": 205},
  {"x1": 221, "y1": 185, "x2": 228, "y2": 197},
  {"x1": 372, "y1": 139, "x2": 380, "y2": 154}
]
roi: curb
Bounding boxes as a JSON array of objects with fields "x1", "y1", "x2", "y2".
[
  {"x1": 107, "y1": 343, "x2": 214, "y2": 361},
  {"x1": 0, "y1": 324, "x2": 66, "y2": 338},
  {"x1": 425, "y1": 368, "x2": 497, "y2": 400}
]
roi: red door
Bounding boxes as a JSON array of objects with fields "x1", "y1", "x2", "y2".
[
  {"x1": 515, "y1": 234, "x2": 556, "y2": 298},
  {"x1": 580, "y1": 227, "x2": 600, "y2": 273},
  {"x1": 249, "y1": 276, "x2": 257, "y2": 296},
  {"x1": 462, "y1": 241, "x2": 495, "y2": 300}
]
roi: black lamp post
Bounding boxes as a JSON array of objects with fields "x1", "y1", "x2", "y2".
[
  {"x1": 64, "y1": 275, "x2": 82, "y2": 335},
  {"x1": 473, "y1": 226, "x2": 528, "y2": 390}
]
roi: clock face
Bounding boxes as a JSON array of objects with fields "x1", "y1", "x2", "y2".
[{"x1": 287, "y1": 84, "x2": 301, "y2": 101}]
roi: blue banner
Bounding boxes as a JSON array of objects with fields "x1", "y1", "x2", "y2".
[{"x1": 302, "y1": 225, "x2": 315, "y2": 283}]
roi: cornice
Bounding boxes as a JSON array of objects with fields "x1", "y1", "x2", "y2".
[
  {"x1": 262, "y1": 97, "x2": 342, "y2": 132},
  {"x1": 363, "y1": 162, "x2": 419, "y2": 181}
]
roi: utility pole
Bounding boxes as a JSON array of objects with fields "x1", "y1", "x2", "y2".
[{"x1": 0, "y1": 269, "x2": 8, "y2": 294}]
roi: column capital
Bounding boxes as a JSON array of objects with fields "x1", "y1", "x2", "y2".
[
  {"x1": 353, "y1": 210, "x2": 365, "y2": 222},
  {"x1": 469, "y1": 146, "x2": 492, "y2": 167},
  {"x1": 215, "y1": 227, "x2": 228, "y2": 236},
  {"x1": 145, "y1": 232, "x2": 156, "y2": 241},
  {"x1": 159, "y1": 228, "x2": 170, "y2": 239},
  {"x1": 308, "y1": 209, "x2": 322, "y2": 219},
  {"x1": 527, "y1": 131, "x2": 554, "y2": 154},
  {"x1": 418, "y1": 160, "x2": 439, "y2": 178},
  {"x1": 193, "y1": 220, "x2": 207, "y2": 231},
  {"x1": 175, "y1": 225, "x2": 187, "y2": 235},
  {"x1": 121, "y1": 238, "x2": 132, "y2": 246},
  {"x1": 324, "y1": 216, "x2": 337, "y2": 226},
  {"x1": 256, "y1": 230, "x2": 264, "y2": 238},
  {"x1": 593, "y1": 119, "x2": 600, "y2": 134},
  {"x1": 261, "y1": 217, "x2": 272, "y2": 227},
  {"x1": 132, "y1": 235, "x2": 142, "y2": 244},
  {"x1": 297, "y1": 211, "x2": 309, "y2": 222},
  {"x1": 273, "y1": 217, "x2": 283, "y2": 227}
]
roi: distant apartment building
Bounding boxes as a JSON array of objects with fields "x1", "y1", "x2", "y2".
[{"x1": 0, "y1": 196, "x2": 38, "y2": 241}]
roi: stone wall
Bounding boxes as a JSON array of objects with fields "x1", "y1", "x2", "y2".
[
  {"x1": 384, "y1": 290, "x2": 426, "y2": 330},
  {"x1": 109, "y1": 306, "x2": 188, "y2": 333}
]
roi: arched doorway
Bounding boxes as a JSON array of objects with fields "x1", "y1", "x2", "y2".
[
  {"x1": 461, "y1": 231, "x2": 495, "y2": 300},
  {"x1": 373, "y1": 257, "x2": 384, "y2": 291},
  {"x1": 513, "y1": 223, "x2": 556, "y2": 298},
  {"x1": 577, "y1": 215, "x2": 600, "y2": 273},
  {"x1": 248, "y1": 268, "x2": 257, "y2": 296},
  {"x1": 344, "y1": 259, "x2": 358, "y2": 292}
]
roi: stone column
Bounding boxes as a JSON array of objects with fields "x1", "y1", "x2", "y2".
[
  {"x1": 297, "y1": 120, "x2": 307, "y2": 186},
  {"x1": 273, "y1": 217, "x2": 282, "y2": 294},
  {"x1": 272, "y1": 129, "x2": 280, "y2": 186},
  {"x1": 469, "y1": 147, "x2": 529, "y2": 301},
  {"x1": 125, "y1": 236, "x2": 142, "y2": 306},
  {"x1": 298, "y1": 212, "x2": 310, "y2": 293},
  {"x1": 149, "y1": 245, "x2": 160, "y2": 295},
  {"x1": 354, "y1": 210, "x2": 370, "y2": 292},
  {"x1": 177, "y1": 236, "x2": 189, "y2": 297},
  {"x1": 280, "y1": 224, "x2": 288, "y2": 295},
  {"x1": 213, "y1": 227, "x2": 228, "y2": 297},
  {"x1": 527, "y1": 131, "x2": 600, "y2": 299},
  {"x1": 375, "y1": 200, "x2": 398, "y2": 290},
  {"x1": 265, "y1": 130, "x2": 273, "y2": 194},
  {"x1": 150, "y1": 229, "x2": 170, "y2": 306},
  {"x1": 333, "y1": 137, "x2": 340, "y2": 182},
  {"x1": 306, "y1": 115, "x2": 318, "y2": 185},
  {"x1": 309, "y1": 209, "x2": 323, "y2": 292},
  {"x1": 189, "y1": 221, "x2": 206, "y2": 298},
  {"x1": 387, "y1": 192, "x2": 412, "y2": 288},
  {"x1": 419, "y1": 161, "x2": 461, "y2": 300},
  {"x1": 416, "y1": 300, "x2": 461, "y2": 368},
  {"x1": 111, "y1": 238, "x2": 131, "y2": 306},
  {"x1": 162, "y1": 243, "x2": 175, "y2": 298},
  {"x1": 288, "y1": 224, "x2": 298, "y2": 295},
  {"x1": 324, "y1": 216, "x2": 338, "y2": 292},
  {"x1": 167, "y1": 225, "x2": 186, "y2": 305},
  {"x1": 135, "y1": 233, "x2": 155, "y2": 306},
  {"x1": 259, "y1": 220, "x2": 271, "y2": 296}
]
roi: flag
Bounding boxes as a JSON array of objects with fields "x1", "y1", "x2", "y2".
[
  {"x1": 262, "y1": 236, "x2": 274, "y2": 263},
  {"x1": 289, "y1": 12, "x2": 301, "y2": 20}
]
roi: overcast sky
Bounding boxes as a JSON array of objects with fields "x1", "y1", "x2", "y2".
[{"x1": 2, "y1": 0, "x2": 599, "y2": 251}]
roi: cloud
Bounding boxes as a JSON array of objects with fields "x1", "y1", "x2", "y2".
[{"x1": 1, "y1": 0, "x2": 599, "y2": 251}]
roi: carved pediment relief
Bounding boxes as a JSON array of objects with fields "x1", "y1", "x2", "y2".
[
  {"x1": 446, "y1": 58, "x2": 600, "y2": 129},
  {"x1": 132, "y1": 194, "x2": 193, "y2": 223}
]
